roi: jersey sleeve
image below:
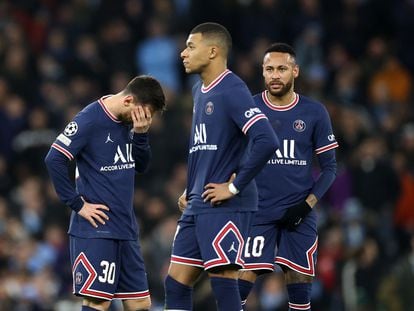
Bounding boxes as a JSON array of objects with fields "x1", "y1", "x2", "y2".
[
  {"x1": 224, "y1": 85, "x2": 269, "y2": 134},
  {"x1": 44, "y1": 148, "x2": 84, "y2": 212},
  {"x1": 51, "y1": 111, "x2": 94, "y2": 160},
  {"x1": 312, "y1": 149, "x2": 337, "y2": 200},
  {"x1": 224, "y1": 84, "x2": 279, "y2": 192},
  {"x1": 313, "y1": 104, "x2": 339, "y2": 154},
  {"x1": 131, "y1": 131, "x2": 152, "y2": 173},
  {"x1": 310, "y1": 104, "x2": 338, "y2": 200},
  {"x1": 45, "y1": 110, "x2": 93, "y2": 212}
]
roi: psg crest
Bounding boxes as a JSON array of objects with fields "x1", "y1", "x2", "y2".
[
  {"x1": 293, "y1": 119, "x2": 306, "y2": 132},
  {"x1": 75, "y1": 271, "x2": 83, "y2": 284},
  {"x1": 205, "y1": 101, "x2": 214, "y2": 115}
]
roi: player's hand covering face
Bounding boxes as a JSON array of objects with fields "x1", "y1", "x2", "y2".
[
  {"x1": 132, "y1": 105, "x2": 152, "y2": 133},
  {"x1": 181, "y1": 33, "x2": 211, "y2": 74}
]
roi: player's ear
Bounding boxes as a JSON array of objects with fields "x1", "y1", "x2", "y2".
[
  {"x1": 209, "y1": 46, "x2": 218, "y2": 59},
  {"x1": 293, "y1": 64, "x2": 299, "y2": 79},
  {"x1": 123, "y1": 95, "x2": 135, "y2": 106}
]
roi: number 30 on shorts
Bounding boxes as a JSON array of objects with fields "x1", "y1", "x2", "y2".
[
  {"x1": 244, "y1": 236, "x2": 265, "y2": 258},
  {"x1": 98, "y1": 260, "x2": 116, "y2": 284}
]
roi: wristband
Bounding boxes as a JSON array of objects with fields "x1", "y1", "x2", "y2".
[
  {"x1": 69, "y1": 196, "x2": 84, "y2": 213},
  {"x1": 228, "y1": 182, "x2": 239, "y2": 195}
]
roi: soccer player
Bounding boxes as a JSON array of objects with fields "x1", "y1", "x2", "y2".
[
  {"x1": 44, "y1": 76, "x2": 165, "y2": 311},
  {"x1": 238, "y1": 43, "x2": 338, "y2": 311},
  {"x1": 164, "y1": 23, "x2": 279, "y2": 311}
]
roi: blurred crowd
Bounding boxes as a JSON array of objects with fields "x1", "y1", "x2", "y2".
[{"x1": 0, "y1": 0, "x2": 414, "y2": 310}]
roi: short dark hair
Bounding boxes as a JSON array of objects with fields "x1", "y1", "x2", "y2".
[
  {"x1": 264, "y1": 43, "x2": 296, "y2": 60},
  {"x1": 190, "y1": 22, "x2": 232, "y2": 56},
  {"x1": 123, "y1": 75, "x2": 166, "y2": 112}
]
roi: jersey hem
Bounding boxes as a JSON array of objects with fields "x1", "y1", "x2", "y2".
[
  {"x1": 274, "y1": 237, "x2": 318, "y2": 276},
  {"x1": 241, "y1": 263, "x2": 275, "y2": 271},
  {"x1": 113, "y1": 290, "x2": 150, "y2": 300}
]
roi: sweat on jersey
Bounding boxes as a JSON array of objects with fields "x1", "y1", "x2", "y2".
[
  {"x1": 184, "y1": 70, "x2": 279, "y2": 215},
  {"x1": 44, "y1": 97, "x2": 151, "y2": 240},
  {"x1": 252, "y1": 91, "x2": 338, "y2": 223}
]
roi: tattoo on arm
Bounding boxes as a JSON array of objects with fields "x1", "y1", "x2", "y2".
[{"x1": 305, "y1": 194, "x2": 318, "y2": 208}]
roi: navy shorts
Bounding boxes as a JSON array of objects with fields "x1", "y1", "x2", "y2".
[
  {"x1": 171, "y1": 212, "x2": 253, "y2": 270},
  {"x1": 70, "y1": 236, "x2": 149, "y2": 300},
  {"x1": 243, "y1": 211, "x2": 318, "y2": 276}
]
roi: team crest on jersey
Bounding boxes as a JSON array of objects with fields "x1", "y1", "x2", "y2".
[
  {"x1": 75, "y1": 271, "x2": 83, "y2": 284},
  {"x1": 205, "y1": 102, "x2": 214, "y2": 115},
  {"x1": 293, "y1": 119, "x2": 306, "y2": 132},
  {"x1": 64, "y1": 121, "x2": 78, "y2": 136}
]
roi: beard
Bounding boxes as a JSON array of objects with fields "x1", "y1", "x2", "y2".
[
  {"x1": 266, "y1": 79, "x2": 293, "y2": 97},
  {"x1": 118, "y1": 113, "x2": 133, "y2": 125}
]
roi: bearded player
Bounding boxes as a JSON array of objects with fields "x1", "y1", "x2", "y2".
[{"x1": 238, "y1": 43, "x2": 338, "y2": 311}]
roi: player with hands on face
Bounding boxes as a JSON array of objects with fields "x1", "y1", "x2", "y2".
[
  {"x1": 76, "y1": 104, "x2": 152, "y2": 229},
  {"x1": 45, "y1": 75, "x2": 165, "y2": 311}
]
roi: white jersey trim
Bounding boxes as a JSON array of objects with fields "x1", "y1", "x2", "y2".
[
  {"x1": 241, "y1": 114, "x2": 268, "y2": 134},
  {"x1": 204, "y1": 221, "x2": 245, "y2": 270},
  {"x1": 242, "y1": 262, "x2": 275, "y2": 271},
  {"x1": 113, "y1": 290, "x2": 150, "y2": 299},
  {"x1": 171, "y1": 255, "x2": 204, "y2": 268},
  {"x1": 99, "y1": 95, "x2": 121, "y2": 123},
  {"x1": 315, "y1": 142, "x2": 339, "y2": 154},
  {"x1": 275, "y1": 237, "x2": 318, "y2": 276},
  {"x1": 201, "y1": 69, "x2": 231, "y2": 93},
  {"x1": 262, "y1": 91, "x2": 299, "y2": 111},
  {"x1": 72, "y1": 252, "x2": 114, "y2": 300},
  {"x1": 52, "y1": 143, "x2": 74, "y2": 160},
  {"x1": 288, "y1": 302, "x2": 311, "y2": 310}
]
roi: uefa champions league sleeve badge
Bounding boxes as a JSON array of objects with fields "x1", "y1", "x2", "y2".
[{"x1": 64, "y1": 121, "x2": 79, "y2": 136}]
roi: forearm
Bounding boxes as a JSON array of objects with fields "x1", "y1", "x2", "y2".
[
  {"x1": 311, "y1": 150, "x2": 337, "y2": 201},
  {"x1": 44, "y1": 148, "x2": 83, "y2": 212},
  {"x1": 233, "y1": 123, "x2": 279, "y2": 191},
  {"x1": 131, "y1": 132, "x2": 151, "y2": 173}
]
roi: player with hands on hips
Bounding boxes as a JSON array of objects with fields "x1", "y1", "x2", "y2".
[
  {"x1": 76, "y1": 105, "x2": 152, "y2": 229},
  {"x1": 179, "y1": 173, "x2": 236, "y2": 210},
  {"x1": 164, "y1": 23, "x2": 279, "y2": 311},
  {"x1": 45, "y1": 75, "x2": 166, "y2": 311},
  {"x1": 238, "y1": 43, "x2": 338, "y2": 311},
  {"x1": 202, "y1": 173, "x2": 237, "y2": 205}
]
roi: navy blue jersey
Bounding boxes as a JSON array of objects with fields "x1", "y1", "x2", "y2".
[
  {"x1": 47, "y1": 97, "x2": 147, "y2": 240},
  {"x1": 253, "y1": 91, "x2": 338, "y2": 222},
  {"x1": 184, "y1": 70, "x2": 276, "y2": 215}
]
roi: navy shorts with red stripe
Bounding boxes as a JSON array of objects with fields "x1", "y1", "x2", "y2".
[
  {"x1": 243, "y1": 210, "x2": 318, "y2": 276},
  {"x1": 70, "y1": 236, "x2": 149, "y2": 300},
  {"x1": 171, "y1": 212, "x2": 253, "y2": 270}
]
